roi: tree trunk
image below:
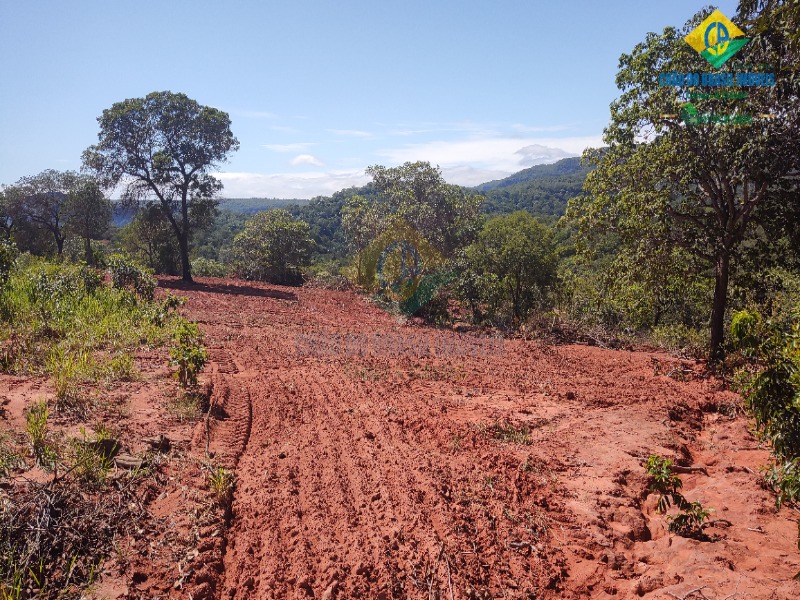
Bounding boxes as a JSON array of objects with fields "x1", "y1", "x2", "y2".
[
  {"x1": 84, "y1": 236, "x2": 92, "y2": 265},
  {"x1": 179, "y1": 195, "x2": 193, "y2": 282},
  {"x1": 179, "y1": 229, "x2": 192, "y2": 282},
  {"x1": 709, "y1": 253, "x2": 730, "y2": 363}
]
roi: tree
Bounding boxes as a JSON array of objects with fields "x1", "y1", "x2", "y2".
[
  {"x1": 231, "y1": 209, "x2": 314, "y2": 284},
  {"x1": 463, "y1": 211, "x2": 558, "y2": 325},
  {"x1": 64, "y1": 177, "x2": 112, "y2": 265},
  {"x1": 0, "y1": 189, "x2": 12, "y2": 239},
  {"x1": 117, "y1": 205, "x2": 181, "y2": 275},
  {"x1": 365, "y1": 162, "x2": 484, "y2": 256},
  {"x1": 341, "y1": 194, "x2": 382, "y2": 281},
  {"x1": 566, "y1": 7, "x2": 800, "y2": 359},
  {"x1": 5, "y1": 170, "x2": 81, "y2": 256},
  {"x1": 83, "y1": 91, "x2": 239, "y2": 282}
]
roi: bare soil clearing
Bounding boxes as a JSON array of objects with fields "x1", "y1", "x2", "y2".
[
  {"x1": 173, "y1": 277, "x2": 799, "y2": 599},
  {"x1": 3, "y1": 276, "x2": 799, "y2": 599}
]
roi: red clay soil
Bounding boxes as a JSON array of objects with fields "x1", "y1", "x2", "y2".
[
  {"x1": 147, "y1": 276, "x2": 798, "y2": 600},
  {"x1": 6, "y1": 275, "x2": 796, "y2": 599}
]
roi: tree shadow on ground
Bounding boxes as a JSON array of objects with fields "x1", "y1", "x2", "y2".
[{"x1": 158, "y1": 277, "x2": 298, "y2": 301}]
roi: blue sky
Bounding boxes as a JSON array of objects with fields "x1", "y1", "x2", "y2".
[{"x1": 0, "y1": 1, "x2": 738, "y2": 198}]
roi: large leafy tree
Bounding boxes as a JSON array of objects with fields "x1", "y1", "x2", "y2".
[
  {"x1": 365, "y1": 162, "x2": 484, "y2": 256},
  {"x1": 231, "y1": 209, "x2": 314, "y2": 285},
  {"x1": 566, "y1": 6, "x2": 800, "y2": 359},
  {"x1": 83, "y1": 91, "x2": 239, "y2": 282},
  {"x1": 64, "y1": 177, "x2": 112, "y2": 265},
  {"x1": 4, "y1": 170, "x2": 82, "y2": 256},
  {"x1": 463, "y1": 211, "x2": 558, "y2": 325}
]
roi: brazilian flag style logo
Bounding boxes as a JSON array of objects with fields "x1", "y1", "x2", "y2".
[{"x1": 684, "y1": 9, "x2": 749, "y2": 68}]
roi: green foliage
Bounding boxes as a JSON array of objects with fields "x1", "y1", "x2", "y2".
[
  {"x1": 68, "y1": 427, "x2": 115, "y2": 486},
  {"x1": 24, "y1": 400, "x2": 57, "y2": 470},
  {"x1": 459, "y1": 211, "x2": 558, "y2": 325},
  {"x1": 488, "y1": 419, "x2": 531, "y2": 445},
  {"x1": 565, "y1": 6, "x2": 800, "y2": 358},
  {"x1": 645, "y1": 455, "x2": 684, "y2": 513},
  {"x1": 764, "y1": 459, "x2": 800, "y2": 509},
  {"x1": 231, "y1": 209, "x2": 314, "y2": 284},
  {"x1": 478, "y1": 157, "x2": 591, "y2": 218},
  {"x1": 730, "y1": 311, "x2": 800, "y2": 462},
  {"x1": 115, "y1": 204, "x2": 181, "y2": 275},
  {"x1": 106, "y1": 254, "x2": 156, "y2": 300},
  {"x1": 365, "y1": 162, "x2": 484, "y2": 257},
  {"x1": 207, "y1": 465, "x2": 235, "y2": 506},
  {"x1": 645, "y1": 454, "x2": 711, "y2": 538},
  {"x1": 169, "y1": 320, "x2": 207, "y2": 388},
  {"x1": 191, "y1": 257, "x2": 228, "y2": 278},
  {"x1": 0, "y1": 259, "x2": 180, "y2": 413},
  {"x1": 83, "y1": 91, "x2": 239, "y2": 281},
  {"x1": 45, "y1": 347, "x2": 94, "y2": 413},
  {"x1": 0, "y1": 238, "x2": 16, "y2": 290}
]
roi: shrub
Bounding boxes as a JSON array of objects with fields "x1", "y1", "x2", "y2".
[
  {"x1": 169, "y1": 320, "x2": 207, "y2": 388},
  {"x1": 0, "y1": 238, "x2": 16, "y2": 289},
  {"x1": 230, "y1": 209, "x2": 314, "y2": 285},
  {"x1": 191, "y1": 257, "x2": 228, "y2": 278},
  {"x1": 24, "y1": 400, "x2": 57, "y2": 470},
  {"x1": 106, "y1": 254, "x2": 156, "y2": 300},
  {"x1": 644, "y1": 454, "x2": 711, "y2": 538}
]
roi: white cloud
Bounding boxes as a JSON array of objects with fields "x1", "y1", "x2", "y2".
[
  {"x1": 263, "y1": 142, "x2": 315, "y2": 153},
  {"x1": 216, "y1": 170, "x2": 370, "y2": 198},
  {"x1": 514, "y1": 144, "x2": 572, "y2": 167},
  {"x1": 289, "y1": 154, "x2": 325, "y2": 167},
  {"x1": 326, "y1": 128, "x2": 373, "y2": 138},
  {"x1": 376, "y1": 135, "x2": 601, "y2": 174}
]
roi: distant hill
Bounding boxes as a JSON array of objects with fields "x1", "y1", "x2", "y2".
[
  {"x1": 475, "y1": 156, "x2": 587, "y2": 191},
  {"x1": 475, "y1": 156, "x2": 591, "y2": 220},
  {"x1": 218, "y1": 197, "x2": 310, "y2": 214}
]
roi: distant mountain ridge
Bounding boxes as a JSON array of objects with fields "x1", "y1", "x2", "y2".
[{"x1": 474, "y1": 156, "x2": 589, "y2": 192}]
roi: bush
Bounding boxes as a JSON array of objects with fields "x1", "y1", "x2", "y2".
[
  {"x1": 191, "y1": 257, "x2": 228, "y2": 278},
  {"x1": 230, "y1": 209, "x2": 314, "y2": 285},
  {"x1": 0, "y1": 238, "x2": 16, "y2": 289},
  {"x1": 106, "y1": 254, "x2": 156, "y2": 300},
  {"x1": 169, "y1": 320, "x2": 207, "y2": 388}
]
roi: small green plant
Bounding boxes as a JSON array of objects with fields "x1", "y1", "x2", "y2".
[
  {"x1": 24, "y1": 400, "x2": 57, "y2": 470},
  {"x1": 0, "y1": 435, "x2": 25, "y2": 478},
  {"x1": 489, "y1": 419, "x2": 531, "y2": 445},
  {"x1": 169, "y1": 320, "x2": 207, "y2": 388},
  {"x1": 45, "y1": 347, "x2": 94, "y2": 412},
  {"x1": 207, "y1": 465, "x2": 235, "y2": 506},
  {"x1": 764, "y1": 459, "x2": 800, "y2": 509},
  {"x1": 644, "y1": 454, "x2": 711, "y2": 538},
  {"x1": 645, "y1": 454, "x2": 683, "y2": 512},
  {"x1": 68, "y1": 427, "x2": 116, "y2": 486},
  {"x1": 668, "y1": 500, "x2": 712, "y2": 537},
  {"x1": 101, "y1": 352, "x2": 138, "y2": 382}
]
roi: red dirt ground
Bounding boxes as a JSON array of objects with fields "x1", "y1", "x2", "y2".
[{"x1": 3, "y1": 276, "x2": 800, "y2": 599}]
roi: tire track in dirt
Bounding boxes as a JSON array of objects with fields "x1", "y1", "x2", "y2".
[{"x1": 169, "y1": 278, "x2": 800, "y2": 600}]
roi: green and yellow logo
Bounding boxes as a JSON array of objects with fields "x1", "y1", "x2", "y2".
[{"x1": 684, "y1": 9, "x2": 748, "y2": 68}]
